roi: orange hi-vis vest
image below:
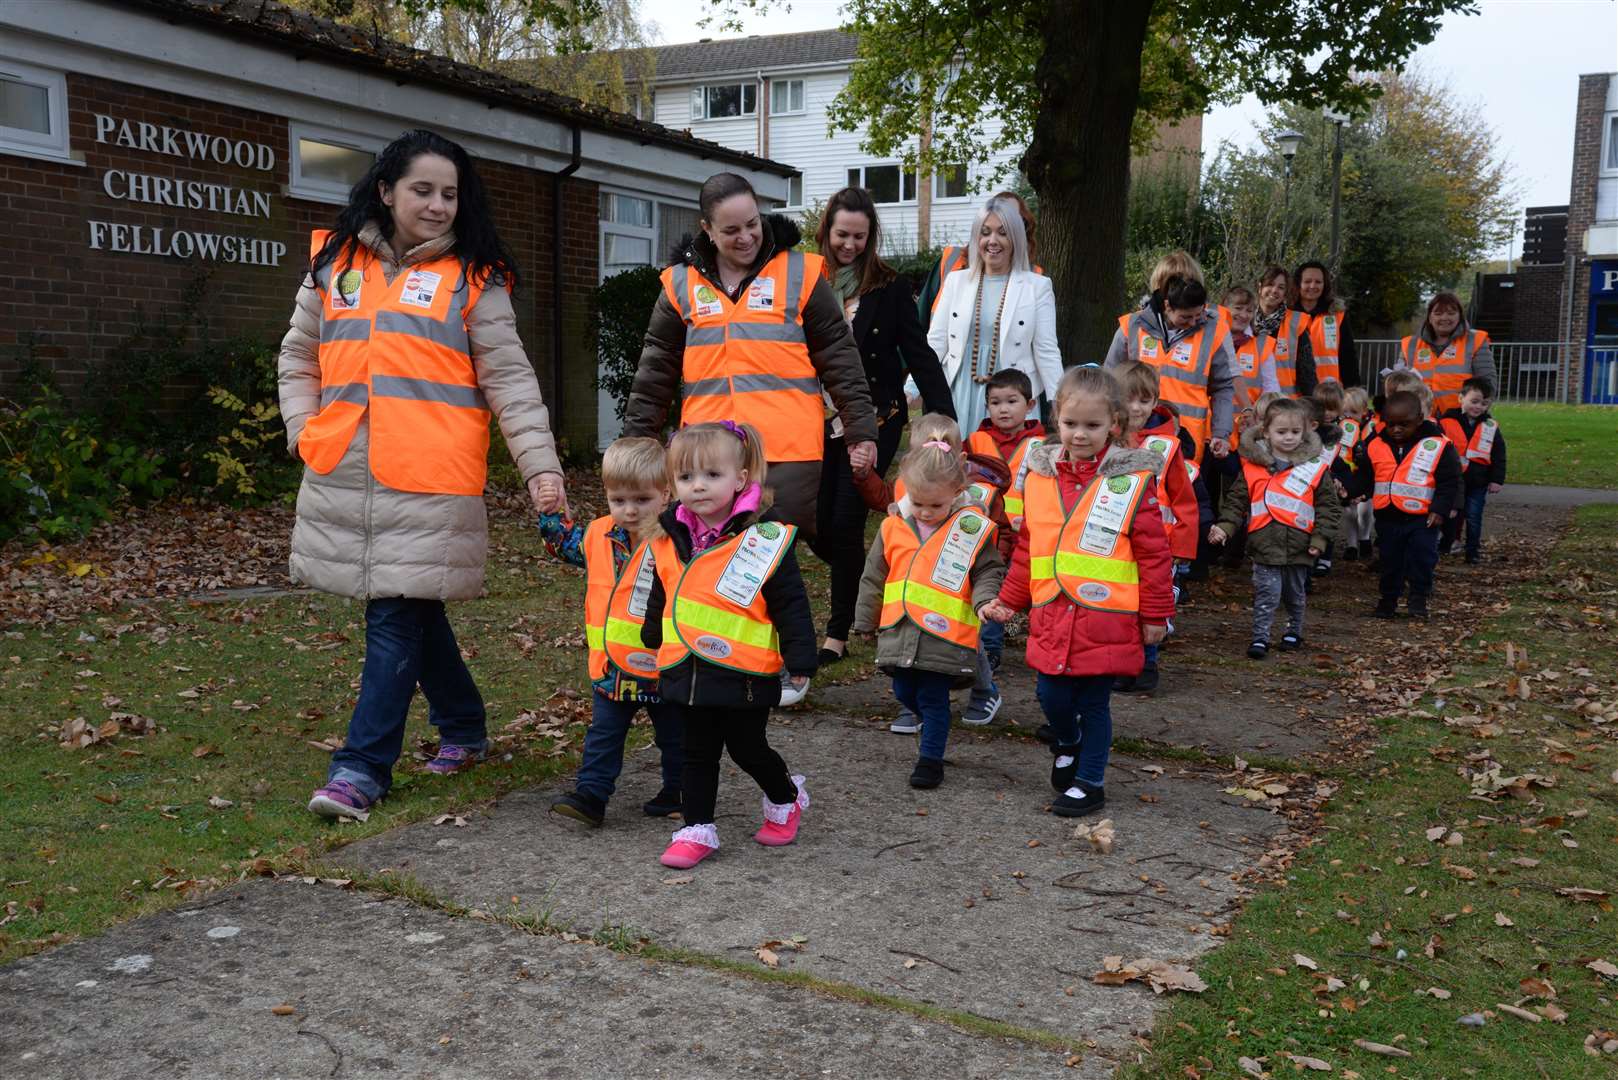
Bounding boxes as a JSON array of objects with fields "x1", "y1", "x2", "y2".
[
  {"x1": 877, "y1": 508, "x2": 995, "y2": 650},
  {"x1": 649, "y1": 521, "x2": 796, "y2": 676},
  {"x1": 1005, "y1": 437, "x2": 1048, "y2": 531},
  {"x1": 661, "y1": 250, "x2": 824, "y2": 463},
  {"x1": 582, "y1": 518, "x2": 661, "y2": 682},
  {"x1": 929, "y1": 245, "x2": 970, "y2": 315},
  {"x1": 1336, "y1": 418, "x2": 1363, "y2": 469},
  {"x1": 1368, "y1": 435, "x2": 1451, "y2": 514},
  {"x1": 1401, "y1": 330, "x2": 1489, "y2": 414},
  {"x1": 1440, "y1": 416, "x2": 1498, "y2": 466},
  {"x1": 1268, "y1": 310, "x2": 1311, "y2": 395},
  {"x1": 1138, "y1": 431, "x2": 1190, "y2": 537},
  {"x1": 1233, "y1": 333, "x2": 1275, "y2": 408},
  {"x1": 1242, "y1": 452, "x2": 1330, "y2": 533},
  {"x1": 1022, "y1": 466, "x2": 1153, "y2": 615},
  {"x1": 301, "y1": 230, "x2": 494, "y2": 494},
  {"x1": 892, "y1": 474, "x2": 996, "y2": 513},
  {"x1": 968, "y1": 429, "x2": 1039, "y2": 522},
  {"x1": 1117, "y1": 309, "x2": 1229, "y2": 461},
  {"x1": 1305, "y1": 311, "x2": 1345, "y2": 384}
]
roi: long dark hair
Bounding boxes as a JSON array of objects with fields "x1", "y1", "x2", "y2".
[
  {"x1": 1288, "y1": 260, "x2": 1333, "y2": 312},
  {"x1": 817, "y1": 186, "x2": 896, "y2": 295},
  {"x1": 309, "y1": 129, "x2": 519, "y2": 290}
]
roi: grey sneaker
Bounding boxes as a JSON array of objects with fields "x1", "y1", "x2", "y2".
[
  {"x1": 961, "y1": 692, "x2": 1002, "y2": 727},
  {"x1": 888, "y1": 708, "x2": 921, "y2": 734}
]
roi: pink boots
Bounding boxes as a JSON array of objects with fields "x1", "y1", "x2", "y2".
[{"x1": 754, "y1": 775, "x2": 809, "y2": 846}]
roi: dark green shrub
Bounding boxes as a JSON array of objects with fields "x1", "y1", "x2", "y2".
[{"x1": 592, "y1": 265, "x2": 670, "y2": 428}]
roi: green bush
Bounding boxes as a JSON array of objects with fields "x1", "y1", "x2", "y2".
[{"x1": 592, "y1": 264, "x2": 669, "y2": 429}]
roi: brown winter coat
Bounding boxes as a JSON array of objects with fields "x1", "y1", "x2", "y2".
[
  {"x1": 278, "y1": 222, "x2": 563, "y2": 601},
  {"x1": 1215, "y1": 426, "x2": 1343, "y2": 567}
]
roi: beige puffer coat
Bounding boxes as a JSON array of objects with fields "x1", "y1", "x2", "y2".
[{"x1": 277, "y1": 223, "x2": 563, "y2": 601}]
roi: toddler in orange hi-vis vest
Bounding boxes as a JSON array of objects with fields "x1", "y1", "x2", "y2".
[
  {"x1": 850, "y1": 441, "x2": 1007, "y2": 789},
  {"x1": 639, "y1": 422, "x2": 816, "y2": 870}
]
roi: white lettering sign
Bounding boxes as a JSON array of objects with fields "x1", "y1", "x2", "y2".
[{"x1": 94, "y1": 114, "x2": 275, "y2": 171}]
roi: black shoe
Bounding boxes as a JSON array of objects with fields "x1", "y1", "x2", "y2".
[
  {"x1": 1050, "y1": 745, "x2": 1080, "y2": 793},
  {"x1": 1035, "y1": 722, "x2": 1056, "y2": 746},
  {"x1": 1464, "y1": 552, "x2": 1481, "y2": 565},
  {"x1": 1113, "y1": 673, "x2": 1138, "y2": 692},
  {"x1": 1408, "y1": 597, "x2": 1430, "y2": 619},
  {"x1": 1184, "y1": 561, "x2": 1210, "y2": 582},
  {"x1": 1247, "y1": 641, "x2": 1268, "y2": 659},
  {"x1": 1370, "y1": 601, "x2": 1397, "y2": 619},
  {"x1": 1343, "y1": 546, "x2": 1359, "y2": 562},
  {"x1": 551, "y1": 790, "x2": 605, "y2": 827},
  {"x1": 909, "y1": 756, "x2": 944, "y2": 789},
  {"x1": 642, "y1": 785, "x2": 682, "y2": 817},
  {"x1": 1132, "y1": 662, "x2": 1160, "y2": 694},
  {"x1": 986, "y1": 649, "x2": 1003, "y2": 673},
  {"x1": 1051, "y1": 782, "x2": 1106, "y2": 818},
  {"x1": 817, "y1": 647, "x2": 846, "y2": 667},
  {"x1": 1311, "y1": 560, "x2": 1332, "y2": 578},
  {"x1": 1279, "y1": 633, "x2": 1301, "y2": 651}
]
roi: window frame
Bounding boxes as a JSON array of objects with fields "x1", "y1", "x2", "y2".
[
  {"x1": 287, "y1": 122, "x2": 386, "y2": 205},
  {"x1": 598, "y1": 184, "x2": 660, "y2": 280},
  {"x1": 784, "y1": 174, "x2": 804, "y2": 209},
  {"x1": 1602, "y1": 112, "x2": 1618, "y2": 176},
  {"x1": 933, "y1": 163, "x2": 971, "y2": 201},
  {"x1": 690, "y1": 82, "x2": 758, "y2": 122},
  {"x1": 770, "y1": 79, "x2": 806, "y2": 116},
  {"x1": 0, "y1": 57, "x2": 73, "y2": 163},
  {"x1": 846, "y1": 163, "x2": 918, "y2": 206}
]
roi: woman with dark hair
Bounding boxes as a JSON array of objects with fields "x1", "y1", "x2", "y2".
[
  {"x1": 1398, "y1": 291, "x2": 1497, "y2": 414},
  {"x1": 915, "y1": 190, "x2": 1041, "y2": 321},
  {"x1": 279, "y1": 129, "x2": 568, "y2": 820},
  {"x1": 1291, "y1": 260, "x2": 1358, "y2": 388},
  {"x1": 811, "y1": 186, "x2": 953, "y2": 665},
  {"x1": 623, "y1": 172, "x2": 878, "y2": 538},
  {"x1": 1254, "y1": 263, "x2": 1317, "y2": 397}
]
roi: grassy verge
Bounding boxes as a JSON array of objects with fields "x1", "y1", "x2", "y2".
[
  {"x1": 1126, "y1": 504, "x2": 1618, "y2": 1078},
  {"x1": 1491, "y1": 404, "x2": 1618, "y2": 490}
]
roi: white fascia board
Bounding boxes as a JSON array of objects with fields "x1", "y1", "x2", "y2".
[{"x1": 647, "y1": 60, "x2": 851, "y2": 87}]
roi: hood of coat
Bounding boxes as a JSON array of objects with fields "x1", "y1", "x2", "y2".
[
  {"x1": 1238, "y1": 424, "x2": 1325, "y2": 468},
  {"x1": 964, "y1": 451, "x2": 1012, "y2": 489},
  {"x1": 1025, "y1": 440, "x2": 1163, "y2": 480},
  {"x1": 646, "y1": 489, "x2": 780, "y2": 552},
  {"x1": 356, "y1": 220, "x2": 458, "y2": 270},
  {"x1": 1301, "y1": 298, "x2": 1347, "y2": 319},
  {"x1": 667, "y1": 214, "x2": 803, "y2": 281}
]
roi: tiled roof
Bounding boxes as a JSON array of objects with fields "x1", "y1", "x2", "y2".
[
  {"x1": 644, "y1": 29, "x2": 858, "y2": 81},
  {"x1": 119, "y1": 0, "x2": 795, "y2": 175}
]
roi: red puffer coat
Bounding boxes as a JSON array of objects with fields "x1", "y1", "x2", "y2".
[{"x1": 998, "y1": 442, "x2": 1175, "y2": 678}]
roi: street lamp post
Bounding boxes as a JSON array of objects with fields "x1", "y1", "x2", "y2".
[
  {"x1": 1276, "y1": 128, "x2": 1305, "y2": 214},
  {"x1": 1323, "y1": 106, "x2": 1349, "y2": 270}
]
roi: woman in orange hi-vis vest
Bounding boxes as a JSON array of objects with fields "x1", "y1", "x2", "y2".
[
  {"x1": 1396, "y1": 292, "x2": 1499, "y2": 415},
  {"x1": 623, "y1": 173, "x2": 879, "y2": 539},
  {"x1": 278, "y1": 130, "x2": 567, "y2": 822},
  {"x1": 1292, "y1": 260, "x2": 1358, "y2": 389}
]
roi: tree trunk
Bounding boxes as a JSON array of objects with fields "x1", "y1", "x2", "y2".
[
  {"x1": 917, "y1": 104, "x2": 933, "y2": 253},
  {"x1": 1025, "y1": 0, "x2": 1154, "y2": 365}
]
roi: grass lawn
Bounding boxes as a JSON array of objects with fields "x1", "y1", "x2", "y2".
[
  {"x1": 1126, "y1": 504, "x2": 1618, "y2": 1078},
  {"x1": 1491, "y1": 404, "x2": 1618, "y2": 490}
]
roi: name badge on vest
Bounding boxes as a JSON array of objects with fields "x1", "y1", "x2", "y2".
[
  {"x1": 692, "y1": 283, "x2": 724, "y2": 319},
  {"x1": 1238, "y1": 351, "x2": 1255, "y2": 375},
  {"x1": 398, "y1": 269, "x2": 441, "y2": 309},
  {"x1": 1274, "y1": 336, "x2": 1289, "y2": 360},
  {"x1": 1140, "y1": 338, "x2": 1161, "y2": 359},
  {"x1": 1279, "y1": 454, "x2": 1329, "y2": 497},
  {"x1": 714, "y1": 522, "x2": 790, "y2": 607},
  {"x1": 930, "y1": 513, "x2": 986, "y2": 595},
  {"x1": 746, "y1": 276, "x2": 776, "y2": 312},
  {"x1": 1143, "y1": 435, "x2": 1175, "y2": 479},
  {"x1": 1321, "y1": 316, "x2": 1338, "y2": 351},
  {"x1": 1407, "y1": 438, "x2": 1442, "y2": 484},
  {"x1": 1476, "y1": 419, "x2": 1498, "y2": 456},
  {"x1": 626, "y1": 548, "x2": 657, "y2": 619},
  {"x1": 331, "y1": 269, "x2": 363, "y2": 312},
  {"x1": 1080, "y1": 474, "x2": 1140, "y2": 556},
  {"x1": 1171, "y1": 341, "x2": 1194, "y2": 368}
]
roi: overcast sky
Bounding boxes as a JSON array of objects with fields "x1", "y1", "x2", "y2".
[{"x1": 642, "y1": 0, "x2": 1618, "y2": 258}]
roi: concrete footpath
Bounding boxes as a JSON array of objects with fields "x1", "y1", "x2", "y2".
[{"x1": 0, "y1": 487, "x2": 1584, "y2": 1078}]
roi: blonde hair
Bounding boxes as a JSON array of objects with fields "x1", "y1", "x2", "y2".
[
  {"x1": 1251, "y1": 391, "x2": 1284, "y2": 425},
  {"x1": 1310, "y1": 378, "x2": 1345, "y2": 413},
  {"x1": 1053, "y1": 365, "x2": 1126, "y2": 446},
  {"x1": 1343, "y1": 386, "x2": 1371, "y2": 417},
  {"x1": 899, "y1": 442, "x2": 968, "y2": 494},
  {"x1": 910, "y1": 413, "x2": 963, "y2": 454},
  {"x1": 1149, "y1": 250, "x2": 1205, "y2": 293},
  {"x1": 1262, "y1": 397, "x2": 1312, "y2": 433},
  {"x1": 601, "y1": 436, "x2": 668, "y2": 493},
  {"x1": 666, "y1": 422, "x2": 768, "y2": 489},
  {"x1": 1114, "y1": 360, "x2": 1160, "y2": 405},
  {"x1": 1383, "y1": 369, "x2": 1434, "y2": 417},
  {"x1": 967, "y1": 197, "x2": 1032, "y2": 277}
]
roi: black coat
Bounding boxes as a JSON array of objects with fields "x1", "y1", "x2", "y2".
[
  {"x1": 849, "y1": 274, "x2": 955, "y2": 430},
  {"x1": 1438, "y1": 408, "x2": 1508, "y2": 490},
  {"x1": 641, "y1": 504, "x2": 818, "y2": 708},
  {"x1": 1348, "y1": 419, "x2": 1463, "y2": 522}
]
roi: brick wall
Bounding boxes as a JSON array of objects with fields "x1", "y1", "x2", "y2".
[
  {"x1": 1563, "y1": 73, "x2": 1612, "y2": 390},
  {"x1": 0, "y1": 72, "x2": 601, "y2": 449},
  {"x1": 1513, "y1": 264, "x2": 1567, "y2": 342}
]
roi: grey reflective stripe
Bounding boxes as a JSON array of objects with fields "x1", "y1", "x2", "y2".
[
  {"x1": 1192, "y1": 316, "x2": 1218, "y2": 378},
  {"x1": 375, "y1": 309, "x2": 470, "y2": 354},
  {"x1": 320, "y1": 382, "x2": 369, "y2": 407},
  {"x1": 684, "y1": 378, "x2": 731, "y2": 397},
  {"x1": 782, "y1": 250, "x2": 805, "y2": 322},
  {"x1": 686, "y1": 326, "x2": 727, "y2": 347},
  {"x1": 1126, "y1": 311, "x2": 1151, "y2": 358},
  {"x1": 1388, "y1": 481, "x2": 1431, "y2": 499},
  {"x1": 320, "y1": 319, "x2": 371, "y2": 343},
  {"x1": 1403, "y1": 337, "x2": 1421, "y2": 365},
  {"x1": 729, "y1": 322, "x2": 807, "y2": 343},
  {"x1": 1173, "y1": 401, "x2": 1209, "y2": 420},
  {"x1": 371, "y1": 374, "x2": 488, "y2": 410},
  {"x1": 670, "y1": 264, "x2": 693, "y2": 320},
  {"x1": 731, "y1": 373, "x2": 819, "y2": 395},
  {"x1": 313, "y1": 263, "x2": 331, "y2": 291}
]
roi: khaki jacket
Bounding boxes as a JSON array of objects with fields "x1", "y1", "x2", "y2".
[{"x1": 278, "y1": 223, "x2": 563, "y2": 601}]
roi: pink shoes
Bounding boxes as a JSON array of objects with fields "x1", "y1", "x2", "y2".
[
  {"x1": 659, "y1": 823, "x2": 719, "y2": 868},
  {"x1": 754, "y1": 774, "x2": 809, "y2": 846}
]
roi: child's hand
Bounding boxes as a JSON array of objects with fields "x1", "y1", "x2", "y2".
[
  {"x1": 1307, "y1": 546, "x2": 1322, "y2": 558},
  {"x1": 979, "y1": 599, "x2": 1015, "y2": 624},
  {"x1": 1208, "y1": 437, "x2": 1231, "y2": 458},
  {"x1": 1488, "y1": 482, "x2": 1503, "y2": 494},
  {"x1": 1334, "y1": 480, "x2": 1348, "y2": 498},
  {"x1": 788, "y1": 674, "x2": 810, "y2": 689},
  {"x1": 1207, "y1": 525, "x2": 1228, "y2": 545},
  {"x1": 1141, "y1": 623, "x2": 1167, "y2": 645},
  {"x1": 1426, "y1": 512, "x2": 1442, "y2": 528}
]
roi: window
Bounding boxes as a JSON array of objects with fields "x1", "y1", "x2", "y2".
[
  {"x1": 933, "y1": 163, "x2": 969, "y2": 199},
  {"x1": 601, "y1": 191, "x2": 653, "y2": 228},
  {"x1": 785, "y1": 175, "x2": 804, "y2": 208},
  {"x1": 289, "y1": 123, "x2": 383, "y2": 204},
  {"x1": 770, "y1": 79, "x2": 805, "y2": 115},
  {"x1": 0, "y1": 58, "x2": 71, "y2": 161},
  {"x1": 690, "y1": 83, "x2": 756, "y2": 121},
  {"x1": 1605, "y1": 113, "x2": 1618, "y2": 173},
  {"x1": 847, "y1": 164, "x2": 918, "y2": 205}
]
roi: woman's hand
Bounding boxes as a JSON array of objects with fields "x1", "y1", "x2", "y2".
[
  {"x1": 530, "y1": 472, "x2": 568, "y2": 517},
  {"x1": 1207, "y1": 525, "x2": 1229, "y2": 545},
  {"x1": 1208, "y1": 437, "x2": 1231, "y2": 458},
  {"x1": 1488, "y1": 482, "x2": 1503, "y2": 495},
  {"x1": 848, "y1": 440, "x2": 877, "y2": 477}
]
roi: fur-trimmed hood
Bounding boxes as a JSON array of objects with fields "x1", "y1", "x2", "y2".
[
  {"x1": 1237, "y1": 424, "x2": 1326, "y2": 469},
  {"x1": 666, "y1": 214, "x2": 803, "y2": 284},
  {"x1": 1025, "y1": 441, "x2": 1164, "y2": 480}
]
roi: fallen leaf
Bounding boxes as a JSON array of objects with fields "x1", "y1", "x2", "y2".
[
  {"x1": 1519, "y1": 976, "x2": 1556, "y2": 999},
  {"x1": 755, "y1": 947, "x2": 780, "y2": 968},
  {"x1": 1446, "y1": 864, "x2": 1477, "y2": 881},
  {"x1": 1071, "y1": 818, "x2": 1115, "y2": 854},
  {"x1": 1538, "y1": 1002, "x2": 1568, "y2": 1024},
  {"x1": 1586, "y1": 959, "x2": 1618, "y2": 978},
  {"x1": 1494, "y1": 912, "x2": 1514, "y2": 927},
  {"x1": 192, "y1": 745, "x2": 219, "y2": 759},
  {"x1": 432, "y1": 814, "x2": 469, "y2": 827},
  {"x1": 1511, "y1": 857, "x2": 1540, "y2": 868},
  {"x1": 661, "y1": 875, "x2": 693, "y2": 886},
  {"x1": 1425, "y1": 825, "x2": 1448, "y2": 841},
  {"x1": 1238, "y1": 1057, "x2": 1266, "y2": 1078},
  {"x1": 1293, "y1": 953, "x2": 1318, "y2": 971},
  {"x1": 1285, "y1": 1053, "x2": 1331, "y2": 1071},
  {"x1": 1557, "y1": 887, "x2": 1610, "y2": 903},
  {"x1": 1426, "y1": 987, "x2": 1452, "y2": 1000},
  {"x1": 1091, "y1": 956, "x2": 1205, "y2": 994},
  {"x1": 206, "y1": 796, "x2": 233, "y2": 810},
  {"x1": 1354, "y1": 1039, "x2": 1412, "y2": 1058},
  {"x1": 1497, "y1": 1003, "x2": 1543, "y2": 1022},
  {"x1": 271, "y1": 1004, "x2": 296, "y2": 1016}
]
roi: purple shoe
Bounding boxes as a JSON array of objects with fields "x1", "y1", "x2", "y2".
[
  {"x1": 424, "y1": 741, "x2": 489, "y2": 776},
  {"x1": 308, "y1": 779, "x2": 374, "y2": 820}
]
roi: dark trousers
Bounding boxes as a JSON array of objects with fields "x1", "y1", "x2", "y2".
[
  {"x1": 809, "y1": 421, "x2": 905, "y2": 641},
  {"x1": 1440, "y1": 488, "x2": 1488, "y2": 558},
  {"x1": 672, "y1": 704, "x2": 797, "y2": 826},
  {"x1": 575, "y1": 691, "x2": 684, "y2": 803},
  {"x1": 328, "y1": 598, "x2": 486, "y2": 800},
  {"x1": 891, "y1": 668, "x2": 955, "y2": 761},
  {"x1": 1035, "y1": 673, "x2": 1114, "y2": 788},
  {"x1": 1376, "y1": 515, "x2": 1441, "y2": 604}
]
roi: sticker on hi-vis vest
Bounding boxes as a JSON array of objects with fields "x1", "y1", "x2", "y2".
[
  {"x1": 622, "y1": 650, "x2": 658, "y2": 673},
  {"x1": 693, "y1": 283, "x2": 724, "y2": 318},
  {"x1": 398, "y1": 269, "x2": 441, "y2": 309},
  {"x1": 714, "y1": 522, "x2": 790, "y2": 608},
  {"x1": 1321, "y1": 316, "x2": 1338, "y2": 350},
  {"x1": 1274, "y1": 336, "x2": 1290, "y2": 359},
  {"x1": 929, "y1": 512, "x2": 986, "y2": 594},
  {"x1": 1143, "y1": 436, "x2": 1175, "y2": 477},
  {"x1": 693, "y1": 635, "x2": 733, "y2": 659},
  {"x1": 1077, "y1": 582, "x2": 1112, "y2": 604},
  {"x1": 746, "y1": 276, "x2": 775, "y2": 311},
  {"x1": 1139, "y1": 338, "x2": 1161, "y2": 359},
  {"x1": 331, "y1": 269, "x2": 363, "y2": 311},
  {"x1": 922, "y1": 612, "x2": 950, "y2": 635},
  {"x1": 626, "y1": 548, "x2": 657, "y2": 619},
  {"x1": 1170, "y1": 341, "x2": 1194, "y2": 367},
  {"x1": 1078, "y1": 474, "x2": 1139, "y2": 556}
]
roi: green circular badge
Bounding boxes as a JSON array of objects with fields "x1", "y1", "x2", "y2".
[
  {"x1": 694, "y1": 285, "x2": 719, "y2": 304},
  {"x1": 1106, "y1": 475, "x2": 1132, "y2": 494},
  {"x1": 337, "y1": 270, "x2": 362, "y2": 300},
  {"x1": 960, "y1": 515, "x2": 982, "y2": 535},
  {"x1": 754, "y1": 522, "x2": 781, "y2": 540},
  {"x1": 1422, "y1": 438, "x2": 1438, "y2": 451}
]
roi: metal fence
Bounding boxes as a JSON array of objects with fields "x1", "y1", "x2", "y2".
[{"x1": 1357, "y1": 340, "x2": 1571, "y2": 403}]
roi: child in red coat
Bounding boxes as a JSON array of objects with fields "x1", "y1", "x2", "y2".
[{"x1": 981, "y1": 367, "x2": 1175, "y2": 817}]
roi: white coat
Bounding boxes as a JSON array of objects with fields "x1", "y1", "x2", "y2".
[{"x1": 927, "y1": 268, "x2": 1065, "y2": 402}]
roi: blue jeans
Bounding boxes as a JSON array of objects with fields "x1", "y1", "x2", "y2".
[
  {"x1": 576, "y1": 691, "x2": 684, "y2": 803},
  {"x1": 1143, "y1": 642, "x2": 1160, "y2": 666},
  {"x1": 1443, "y1": 488, "x2": 1489, "y2": 558},
  {"x1": 1376, "y1": 516, "x2": 1441, "y2": 604},
  {"x1": 1035, "y1": 673, "x2": 1114, "y2": 787},
  {"x1": 892, "y1": 668, "x2": 955, "y2": 761},
  {"x1": 979, "y1": 618, "x2": 1005, "y2": 656},
  {"x1": 328, "y1": 598, "x2": 486, "y2": 800}
]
